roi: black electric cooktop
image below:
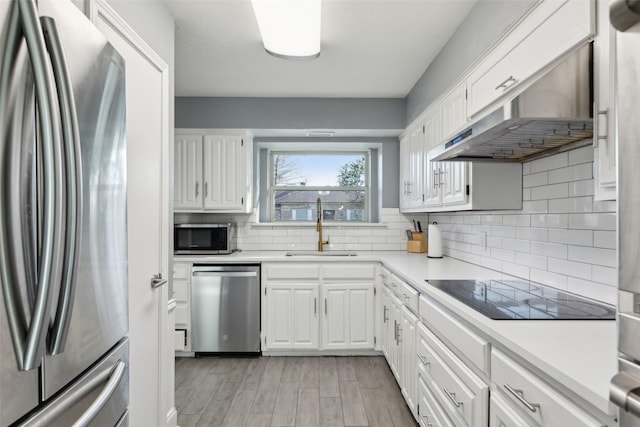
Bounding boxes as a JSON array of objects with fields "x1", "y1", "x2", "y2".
[{"x1": 426, "y1": 279, "x2": 616, "y2": 320}]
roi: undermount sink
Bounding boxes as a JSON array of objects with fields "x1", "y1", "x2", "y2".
[{"x1": 285, "y1": 251, "x2": 358, "y2": 257}]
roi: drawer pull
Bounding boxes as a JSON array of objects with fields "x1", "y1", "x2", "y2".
[
  {"x1": 504, "y1": 383, "x2": 540, "y2": 413},
  {"x1": 495, "y1": 75, "x2": 517, "y2": 91},
  {"x1": 383, "y1": 306, "x2": 389, "y2": 323},
  {"x1": 443, "y1": 387, "x2": 463, "y2": 408},
  {"x1": 416, "y1": 353, "x2": 430, "y2": 366},
  {"x1": 402, "y1": 293, "x2": 410, "y2": 300},
  {"x1": 420, "y1": 414, "x2": 433, "y2": 426}
]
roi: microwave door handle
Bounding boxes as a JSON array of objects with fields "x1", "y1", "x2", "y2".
[{"x1": 41, "y1": 16, "x2": 83, "y2": 356}]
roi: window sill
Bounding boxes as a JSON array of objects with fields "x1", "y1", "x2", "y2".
[{"x1": 250, "y1": 222, "x2": 388, "y2": 228}]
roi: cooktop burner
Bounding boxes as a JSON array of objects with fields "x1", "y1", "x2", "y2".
[{"x1": 426, "y1": 279, "x2": 616, "y2": 320}]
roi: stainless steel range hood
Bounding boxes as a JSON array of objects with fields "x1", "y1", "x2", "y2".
[{"x1": 431, "y1": 44, "x2": 593, "y2": 162}]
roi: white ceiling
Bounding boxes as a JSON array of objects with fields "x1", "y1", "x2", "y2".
[{"x1": 163, "y1": 0, "x2": 477, "y2": 98}]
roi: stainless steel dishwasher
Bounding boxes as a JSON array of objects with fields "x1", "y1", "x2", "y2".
[{"x1": 191, "y1": 265, "x2": 261, "y2": 354}]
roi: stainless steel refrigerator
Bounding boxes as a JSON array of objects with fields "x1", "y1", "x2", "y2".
[
  {"x1": 609, "y1": 1, "x2": 640, "y2": 425},
  {"x1": 0, "y1": 0, "x2": 129, "y2": 425}
]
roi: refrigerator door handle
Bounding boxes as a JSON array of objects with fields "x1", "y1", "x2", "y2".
[
  {"x1": 611, "y1": 371, "x2": 640, "y2": 417},
  {"x1": 72, "y1": 360, "x2": 126, "y2": 427},
  {"x1": 0, "y1": 0, "x2": 63, "y2": 372},
  {"x1": 40, "y1": 16, "x2": 83, "y2": 356}
]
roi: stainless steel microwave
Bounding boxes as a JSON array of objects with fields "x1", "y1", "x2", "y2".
[{"x1": 174, "y1": 223, "x2": 237, "y2": 254}]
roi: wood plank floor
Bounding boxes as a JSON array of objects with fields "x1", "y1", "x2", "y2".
[{"x1": 175, "y1": 356, "x2": 418, "y2": 427}]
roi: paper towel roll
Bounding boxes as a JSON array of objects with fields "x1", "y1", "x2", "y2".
[{"x1": 428, "y1": 222, "x2": 443, "y2": 258}]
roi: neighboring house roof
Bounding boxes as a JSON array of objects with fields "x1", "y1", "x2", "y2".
[{"x1": 274, "y1": 190, "x2": 363, "y2": 204}]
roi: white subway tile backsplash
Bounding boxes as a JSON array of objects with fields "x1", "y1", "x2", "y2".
[
  {"x1": 531, "y1": 183, "x2": 569, "y2": 200},
  {"x1": 568, "y1": 245, "x2": 616, "y2": 268},
  {"x1": 569, "y1": 213, "x2": 616, "y2": 230},
  {"x1": 515, "y1": 252, "x2": 548, "y2": 270},
  {"x1": 568, "y1": 145, "x2": 594, "y2": 165},
  {"x1": 548, "y1": 163, "x2": 592, "y2": 184},
  {"x1": 547, "y1": 258, "x2": 592, "y2": 280},
  {"x1": 530, "y1": 241, "x2": 568, "y2": 259},
  {"x1": 523, "y1": 172, "x2": 548, "y2": 188},
  {"x1": 547, "y1": 228, "x2": 593, "y2": 246},
  {"x1": 548, "y1": 197, "x2": 593, "y2": 213},
  {"x1": 531, "y1": 214, "x2": 569, "y2": 228},
  {"x1": 592, "y1": 265, "x2": 617, "y2": 287},
  {"x1": 530, "y1": 152, "x2": 568, "y2": 173},
  {"x1": 594, "y1": 231, "x2": 616, "y2": 249},
  {"x1": 435, "y1": 148, "x2": 615, "y2": 304}
]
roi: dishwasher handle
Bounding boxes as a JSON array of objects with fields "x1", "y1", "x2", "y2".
[{"x1": 192, "y1": 271, "x2": 258, "y2": 278}]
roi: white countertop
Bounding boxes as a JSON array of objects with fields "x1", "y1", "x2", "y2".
[{"x1": 174, "y1": 250, "x2": 617, "y2": 416}]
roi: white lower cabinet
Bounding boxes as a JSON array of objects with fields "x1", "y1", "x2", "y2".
[
  {"x1": 262, "y1": 262, "x2": 376, "y2": 352},
  {"x1": 417, "y1": 320, "x2": 489, "y2": 426},
  {"x1": 322, "y1": 283, "x2": 375, "y2": 350},
  {"x1": 399, "y1": 306, "x2": 419, "y2": 417},
  {"x1": 490, "y1": 393, "x2": 530, "y2": 427},
  {"x1": 491, "y1": 349, "x2": 602, "y2": 427},
  {"x1": 418, "y1": 376, "x2": 456, "y2": 427},
  {"x1": 173, "y1": 262, "x2": 191, "y2": 352},
  {"x1": 265, "y1": 283, "x2": 319, "y2": 350}
]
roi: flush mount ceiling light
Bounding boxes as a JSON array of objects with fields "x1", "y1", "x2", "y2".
[{"x1": 251, "y1": 0, "x2": 321, "y2": 60}]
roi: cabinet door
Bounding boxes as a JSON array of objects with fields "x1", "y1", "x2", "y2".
[
  {"x1": 388, "y1": 294, "x2": 403, "y2": 381},
  {"x1": 424, "y1": 151, "x2": 442, "y2": 208},
  {"x1": 440, "y1": 84, "x2": 467, "y2": 142},
  {"x1": 174, "y1": 134, "x2": 203, "y2": 210},
  {"x1": 203, "y1": 134, "x2": 246, "y2": 211},
  {"x1": 594, "y1": 0, "x2": 616, "y2": 201},
  {"x1": 266, "y1": 283, "x2": 319, "y2": 350},
  {"x1": 441, "y1": 161, "x2": 468, "y2": 206},
  {"x1": 380, "y1": 286, "x2": 391, "y2": 359},
  {"x1": 400, "y1": 306, "x2": 418, "y2": 417},
  {"x1": 409, "y1": 126, "x2": 425, "y2": 208},
  {"x1": 466, "y1": 0, "x2": 594, "y2": 118},
  {"x1": 322, "y1": 284, "x2": 375, "y2": 350},
  {"x1": 399, "y1": 135, "x2": 412, "y2": 210}
]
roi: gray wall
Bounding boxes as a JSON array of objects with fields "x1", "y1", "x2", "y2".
[
  {"x1": 405, "y1": 0, "x2": 537, "y2": 124},
  {"x1": 175, "y1": 97, "x2": 405, "y2": 131}
]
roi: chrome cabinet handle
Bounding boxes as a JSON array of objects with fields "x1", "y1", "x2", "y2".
[
  {"x1": 0, "y1": 0, "x2": 61, "y2": 371},
  {"x1": 41, "y1": 16, "x2": 83, "y2": 357},
  {"x1": 383, "y1": 306, "x2": 388, "y2": 323},
  {"x1": 416, "y1": 353, "x2": 430, "y2": 366},
  {"x1": 150, "y1": 273, "x2": 168, "y2": 289},
  {"x1": 204, "y1": 181, "x2": 208, "y2": 197},
  {"x1": 504, "y1": 383, "x2": 540, "y2": 413},
  {"x1": 495, "y1": 75, "x2": 517, "y2": 91},
  {"x1": 443, "y1": 387, "x2": 463, "y2": 408},
  {"x1": 314, "y1": 297, "x2": 317, "y2": 315},
  {"x1": 195, "y1": 181, "x2": 199, "y2": 197},
  {"x1": 325, "y1": 298, "x2": 327, "y2": 315}
]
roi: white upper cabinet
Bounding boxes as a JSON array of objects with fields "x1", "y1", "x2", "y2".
[
  {"x1": 594, "y1": 0, "x2": 616, "y2": 201},
  {"x1": 174, "y1": 129, "x2": 253, "y2": 213},
  {"x1": 466, "y1": 0, "x2": 595, "y2": 119},
  {"x1": 174, "y1": 134, "x2": 203, "y2": 210}
]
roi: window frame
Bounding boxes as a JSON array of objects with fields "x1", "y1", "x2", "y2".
[{"x1": 268, "y1": 149, "x2": 371, "y2": 223}]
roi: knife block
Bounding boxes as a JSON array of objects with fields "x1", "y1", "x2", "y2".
[{"x1": 407, "y1": 231, "x2": 427, "y2": 253}]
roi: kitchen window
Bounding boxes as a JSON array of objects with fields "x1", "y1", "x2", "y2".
[{"x1": 262, "y1": 148, "x2": 375, "y2": 223}]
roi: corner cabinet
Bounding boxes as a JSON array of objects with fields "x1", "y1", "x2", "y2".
[{"x1": 174, "y1": 129, "x2": 253, "y2": 213}]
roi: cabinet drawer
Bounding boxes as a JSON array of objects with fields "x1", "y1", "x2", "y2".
[
  {"x1": 491, "y1": 349, "x2": 601, "y2": 427},
  {"x1": 175, "y1": 303, "x2": 188, "y2": 325},
  {"x1": 264, "y1": 263, "x2": 320, "y2": 280},
  {"x1": 418, "y1": 376, "x2": 455, "y2": 427},
  {"x1": 398, "y1": 281, "x2": 419, "y2": 314},
  {"x1": 419, "y1": 294, "x2": 490, "y2": 373},
  {"x1": 420, "y1": 321, "x2": 488, "y2": 427},
  {"x1": 173, "y1": 280, "x2": 188, "y2": 302},
  {"x1": 173, "y1": 263, "x2": 190, "y2": 280},
  {"x1": 323, "y1": 263, "x2": 375, "y2": 280},
  {"x1": 389, "y1": 274, "x2": 404, "y2": 295}
]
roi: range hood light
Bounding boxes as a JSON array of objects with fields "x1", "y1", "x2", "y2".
[{"x1": 251, "y1": 0, "x2": 321, "y2": 60}]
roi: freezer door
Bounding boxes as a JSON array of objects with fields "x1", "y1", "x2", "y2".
[
  {"x1": 35, "y1": 0, "x2": 129, "y2": 400},
  {"x1": 21, "y1": 338, "x2": 129, "y2": 427}
]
